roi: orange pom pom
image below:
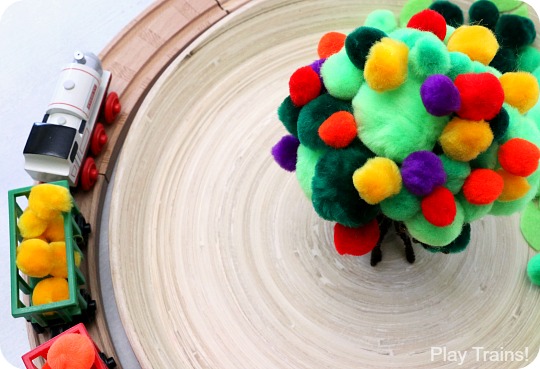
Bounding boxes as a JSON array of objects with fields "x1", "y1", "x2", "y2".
[
  {"x1": 499, "y1": 72, "x2": 540, "y2": 114},
  {"x1": 498, "y1": 138, "x2": 540, "y2": 177},
  {"x1": 462, "y1": 169, "x2": 504, "y2": 205},
  {"x1": 318, "y1": 32, "x2": 346, "y2": 59},
  {"x1": 497, "y1": 169, "x2": 531, "y2": 202},
  {"x1": 334, "y1": 219, "x2": 380, "y2": 256},
  {"x1": 439, "y1": 117, "x2": 494, "y2": 161},
  {"x1": 421, "y1": 186, "x2": 457, "y2": 227},
  {"x1": 47, "y1": 333, "x2": 95, "y2": 369},
  {"x1": 318, "y1": 111, "x2": 357, "y2": 148}
]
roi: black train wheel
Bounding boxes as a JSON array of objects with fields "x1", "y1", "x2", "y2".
[
  {"x1": 80, "y1": 289, "x2": 97, "y2": 323},
  {"x1": 99, "y1": 352, "x2": 117, "y2": 368}
]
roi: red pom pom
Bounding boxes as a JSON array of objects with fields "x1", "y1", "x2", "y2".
[
  {"x1": 498, "y1": 138, "x2": 540, "y2": 177},
  {"x1": 289, "y1": 66, "x2": 322, "y2": 107},
  {"x1": 318, "y1": 111, "x2": 358, "y2": 148},
  {"x1": 454, "y1": 73, "x2": 504, "y2": 121},
  {"x1": 462, "y1": 169, "x2": 504, "y2": 205},
  {"x1": 318, "y1": 32, "x2": 346, "y2": 59},
  {"x1": 407, "y1": 9, "x2": 447, "y2": 41},
  {"x1": 421, "y1": 186, "x2": 457, "y2": 227},
  {"x1": 334, "y1": 219, "x2": 380, "y2": 256}
]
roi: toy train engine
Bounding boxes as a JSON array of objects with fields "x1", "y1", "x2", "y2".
[{"x1": 23, "y1": 51, "x2": 121, "y2": 190}]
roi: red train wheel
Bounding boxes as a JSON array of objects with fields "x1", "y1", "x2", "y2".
[
  {"x1": 91, "y1": 123, "x2": 108, "y2": 156},
  {"x1": 80, "y1": 157, "x2": 98, "y2": 191},
  {"x1": 104, "y1": 92, "x2": 121, "y2": 124}
]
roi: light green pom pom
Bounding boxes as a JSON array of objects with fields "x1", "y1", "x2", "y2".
[
  {"x1": 364, "y1": 9, "x2": 398, "y2": 33},
  {"x1": 380, "y1": 187, "x2": 421, "y2": 221},
  {"x1": 471, "y1": 60, "x2": 489, "y2": 73},
  {"x1": 447, "y1": 52, "x2": 473, "y2": 80},
  {"x1": 399, "y1": 0, "x2": 432, "y2": 26},
  {"x1": 457, "y1": 193, "x2": 493, "y2": 222},
  {"x1": 489, "y1": 0, "x2": 524, "y2": 12},
  {"x1": 321, "y1": 50, "x2": 364, "y2": 100},
  {"x1": 296, "y1": 145, "x2": 324, "y2": 199},
  {"x1": 471, "y1": 142, "x2": 499, "y2": 169},
  {"x1": 354, "y1": 78, "x2": 449, "y2": 163},
  {"x1": 527, "y1": 253, "x2": 540, "y2": 285},
  {"x1": 502, "y1": 104, "x2": 540, "y2": 147},
  {"x1": 390, "y1": 28, "x2": 427, "y2": 49},
  {"x1": 440, "y1": 154, "x2": 471, "y2": 194},
  {"x1": 490, "y1": 170, "x2": 540, "y2": 216},
  {"x1": 510, "y1": 3, "x2": 529, "y2": 17},
  {"x1": 521, "y1": 200, "x2": 540, "y2": 251},
  {"x1": 518, "y1": 47, "x2": 540, "y2": 73},
  {"x1": 409, "y1": 34, "x2": 451, "y2": 78},
  {"x1": 405, "y1": 202, "x2": 465, "y2": 246},
  {"x1": 444, "y1": 25, "x2": 455, "y2": 45}
]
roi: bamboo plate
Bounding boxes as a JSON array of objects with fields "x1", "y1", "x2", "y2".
[{"x1": 109, "y1": 0, "x2": 540, "y2": 368}]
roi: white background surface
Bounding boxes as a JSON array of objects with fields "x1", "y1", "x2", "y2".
[
  {"x1": 0, "y1": 0, "x2": 153, "y2": 366},
  {"x1": 2, "y1": 0, "x2": 540, "y2": 368}
]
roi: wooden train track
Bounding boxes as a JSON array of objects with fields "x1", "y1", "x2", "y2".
[
  {"x1": 29, "y1": 0, "x2": 540, "y2": 368},
  {"x1": 27, "y1": 0, "x2": 250, "y2": 367}
]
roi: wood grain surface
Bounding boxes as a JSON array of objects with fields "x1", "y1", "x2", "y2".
[{"x1": 108, "y1": 0, "x2": 540, "y2": 368}]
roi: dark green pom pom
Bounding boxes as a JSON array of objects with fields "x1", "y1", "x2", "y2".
[
  {"x1": 495, "y1": 14, "x2": 536, "y2": 49},
  {"x1": 489, "y1": 107, "x2": 510, "y2": 142},
  {"x1": 468, "y1": 0, "x2": 499, "y2": 30},
  {"x1": 278, "y1": 96, "x2": 301, "y2": 137},
  {"x1": 423, "y1": 223, "x2": 471, "y2": 253},
  {"x1": 429, "y1": 0, "x2": 464, "y2": 27},
  {"x1": 312, "y1": 147, "x2": 379, "y2": 227},
  {"x1": 297, "y1": 94, "x2": 352, "y2": 150},
  {"x1": 345, "y1": 26, "x2": 387, "y2": 69},
  {"x1": 489, "y1": 47, "x2": 517, "y2": 73}
]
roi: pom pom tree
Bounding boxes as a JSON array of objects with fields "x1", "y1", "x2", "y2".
[{"x1": 272, "y1": 0, "x2": 540, "y2": 269}]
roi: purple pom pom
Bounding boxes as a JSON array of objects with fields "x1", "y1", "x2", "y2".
[
  {"x1": 310, "y1": 58, "x2": 326, "y2": 75},
  {"x1": 272, "y1": 135, "x2": 300, "y2": 172},
  {"x1": 401, "y1": 151, "x2": 446, "y2": 196},
  {"x1": 420, "y1": 74, "x2": 461, "y2": 116},
  {"x1": 310, "y1": 58, "x2": 327, "y2": 90}
]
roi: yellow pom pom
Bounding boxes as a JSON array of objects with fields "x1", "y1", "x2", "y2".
[
  {"x1": 364, "y1": 37, "x2": 409, "y2": 92},
  {"x1": 74, "y1": 250, "x2": 82, "y2": 267},
  {"x1": 18, "y1": 209, "x2": 48, "y2": 239},
  {"x1": 49, "y1": 242, "x2": 69, "y2": 278},
  {"x1": 28, "y1": 184, "x2": 72, "y2": 220},
  {"x1": 32, "y1": 277, "x2": 69, "y2": 306},
  {"x1": 439, "y1": 117, "x2": 494, "y2": 161},
  {"x1": 447, "y1": 25, "x2": 499, "y2": 65},
  {"x1": 352, "y1": 157, "x2": 402, "y2": 204},
  {"x1": 499, "y1": 72, "x2": 540, "y2": 114},
  {"x1": 16, "y1": 239, "x2": 53, "y2": 278},
  {"x1": 497, "y1": 169, "x2": 531, "y2": 202},
  {"x1": 42, "y1": 213, "x2": 65, "y2": 242}
]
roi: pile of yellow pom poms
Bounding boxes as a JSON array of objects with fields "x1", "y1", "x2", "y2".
[{"x1": 15, "y1": 184, "x2": 81, "y2": 307}]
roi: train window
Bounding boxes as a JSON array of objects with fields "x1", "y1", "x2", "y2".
[
  {"x1": 70, "y1": 141, "x2": 78, "y2": 163},
  {"x1": 79, "y1": 120, "x2": 87, "y2": 134},
  {"x1": 24, "y1": 124, "x2": 76, "y2": 159}
]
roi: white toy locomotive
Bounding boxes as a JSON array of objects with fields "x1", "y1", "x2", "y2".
[{"x1": 23, "y1": 51, "x2": 121, "y2": 190}]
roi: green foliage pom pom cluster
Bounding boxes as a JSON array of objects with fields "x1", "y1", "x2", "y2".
[{"x1": 273, "y1": 0, "x2": 540, "y2": 258}]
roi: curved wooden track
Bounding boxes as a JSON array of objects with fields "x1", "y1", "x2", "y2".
[
  {"x1": 28, "y1": 0, "x2": 249, "y2": 366},
  {"x1": 29, "y1": 0, "x2": 540, "y2": 368},
  {"x1": 108, "y1": 0, "x2": 540, "y2": 368}
]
